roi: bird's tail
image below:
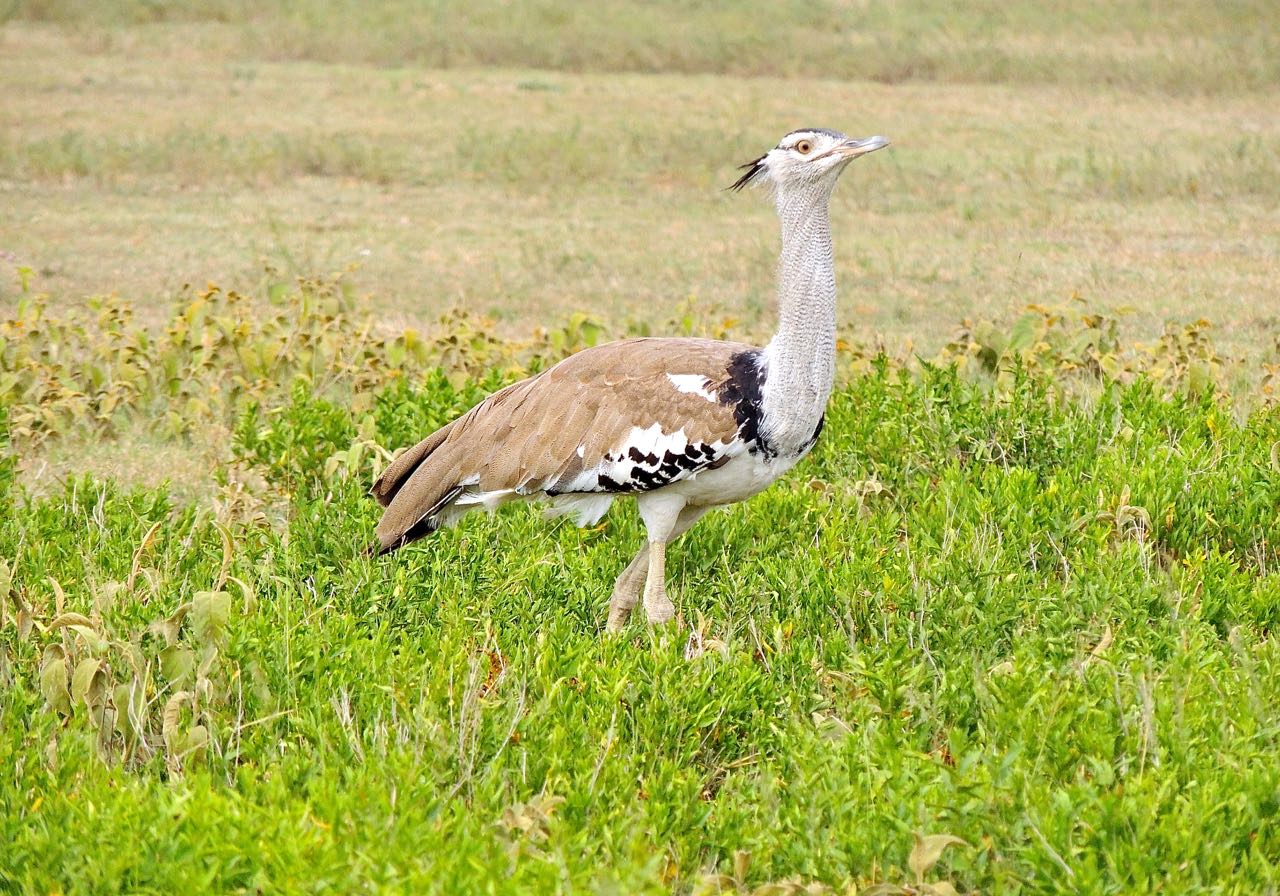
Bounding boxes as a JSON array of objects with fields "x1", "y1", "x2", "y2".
[{"x1": 369, "y1": 483, "x2": 462, "y2": 557}]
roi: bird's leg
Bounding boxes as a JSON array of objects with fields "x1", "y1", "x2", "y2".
[
  {"x1": 642, "y1": 538, "x2": 674, "y2": 625},
  {"x1": 606, "y1": 545, "x2": 649, "y2": 633},
  {"x1": 609, "y1": 500, "x2": 710, "y2": 631}
]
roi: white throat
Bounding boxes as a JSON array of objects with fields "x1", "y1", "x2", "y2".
[{"x1": 758, "y1": 180, "x2": 839, "y2": 456}]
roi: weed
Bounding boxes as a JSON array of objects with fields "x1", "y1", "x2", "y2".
[{"x1": 4, "y1": 302, "x2": 1280, "y2": 891}]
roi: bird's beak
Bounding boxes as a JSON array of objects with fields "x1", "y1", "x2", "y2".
[{"x1": 839, "y1": 135, "x2": 889, "y2": 158}]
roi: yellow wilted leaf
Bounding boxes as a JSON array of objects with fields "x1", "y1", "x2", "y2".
[
  {"x1": 127, "y1": 520, "x2": 164, "y2": 592},
  {"x1": 922, "y1": 882, "x2": 960, "y2": 896},
  {"x1": 114, "y1": 679, "x2": 146, "y2": 745},
  {"x1": 149, "y1": 602, "x2": 191, "y2": 646},
  {"x1": 908, "y1": 833, "x2": 968, "y2": 883},
  {"x1": 71, "y1": 657, "x2": 108, "y2": 726},
  {"x1": 224, "y1": 575, "x2": 256, "y2": 616},
  {"x1": 660, "y1": 854, "x2": 680, "y2": 887},
  {"x1": 0, "y1": 558, "x2": 11, "y2": 627},
  {"x1": 67, "y1": 624, "x2": 109, "y2": 654},
  {"x1": 196, "y1": 644, "x2": 220, "y2": 683},
  {"x1": 190, "y1": 722, "x2": 209, "y2": 748},
  {"x1": 1083, "y1": 625, "x2": 1114, "y2": 669},
  {"x1": 160, "y1": 645, "x2": 195, "y2": 683},
  {"x1": 40, "y1": 649, "x2": 70, "y2": 715},
  {"x1": 211, "y1": 521, "x2": 234, "y2": 592},
  {"x1": 323, "y1": 454, "x2": 343, "y2": 479},
  {"x1": 16, "y1": 606, "x2": 34, "y2": 642},
  {"x1": 162, "y1": 691, "x2": 192, "y2": 743},
  {"x1": 192, "y1": 591, "x2": 232, "y2": 644},
  {"x1": 71, "y1": 657, "x2": 103, "y2": 704},
  {"x1": 47, "y1": 612, "x2": 94, "y2": 630},
  {"x1": 988, "y1": 660, "x2": 1015, "y2": 677},
  {"x1": 48, "y1": 576, "x2": 67, "y2": 615},
  {"x1": 163, "y1": 696, "x2": 208, "y2": 764}
]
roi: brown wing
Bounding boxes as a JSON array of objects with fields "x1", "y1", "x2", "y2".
[{"x1": 370, "y1": 337, "x2": 755, "y2": 554}]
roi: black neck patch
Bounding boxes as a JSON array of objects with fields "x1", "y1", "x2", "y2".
[
  {"x1": 718, "y1": 350, "x2": 772, "y2": 458},
  {"x1": 800, "y1": 414, "x2": 825, "y2": 455}
]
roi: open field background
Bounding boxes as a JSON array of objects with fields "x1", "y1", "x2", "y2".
[
  {"x1": 3, "y1": 1, "x2": 1279, "y2": 361},
  {"x1": 3, "y1": 2, "x2": 1280, "y2": 893}
]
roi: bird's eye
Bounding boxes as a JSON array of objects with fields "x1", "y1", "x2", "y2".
[{"x1": 795, "y1": 140, "x2": 813, "y2": 154}]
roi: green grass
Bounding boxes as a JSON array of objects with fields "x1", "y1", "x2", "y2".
[
  {"x1": 3, "y1": 339, "x2": 1280, "y2": 892},
  {"x1": 3, "y1": 3, "x2": 1280, "y2": 890}
]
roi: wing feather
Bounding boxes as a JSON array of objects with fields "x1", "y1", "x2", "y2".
[{"x1": 372, "y1": 337, "x2": 755, "y2": 553}]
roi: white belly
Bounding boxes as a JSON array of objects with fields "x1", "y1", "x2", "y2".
[
  {"x1": 454, "y1": 434, "x2": 813, "y2": 530},
  {"x1": 663, "y1": 448, "x2": 803, "y2": 507}
]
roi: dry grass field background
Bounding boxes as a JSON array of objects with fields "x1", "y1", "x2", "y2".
[{"x1": 2, "y1": 3, "x2": 1278, "y2": 365}]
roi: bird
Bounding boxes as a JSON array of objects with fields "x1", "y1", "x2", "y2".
[{"x1": 370, "y1": 127, "x2": 889, "y2": 631}]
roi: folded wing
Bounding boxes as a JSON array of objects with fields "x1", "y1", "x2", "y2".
[{"x1": 371, "y1": 337, "x2": 758, "y2": 554}]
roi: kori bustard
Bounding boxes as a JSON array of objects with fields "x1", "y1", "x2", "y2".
[{"x1": 371, "y1": 128, "x2": 889, "y2": 630}]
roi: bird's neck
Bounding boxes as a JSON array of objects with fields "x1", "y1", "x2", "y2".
[{"x1": 760, "y1": 185, "x2": 838, "y2": 455}]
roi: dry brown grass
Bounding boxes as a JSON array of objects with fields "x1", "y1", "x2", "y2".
[
  {"x1": 7, "y1": 0, "x2": 1278, "y2": 93},
  {"x1": 1, "y1": 20, "x2": 1278, "y2": 491},
  {"x1": 3, "y1": 25, "x2": 1276, "y2": 351}
]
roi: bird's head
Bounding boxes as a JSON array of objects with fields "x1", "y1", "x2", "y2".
[{"x1": 730, "y1": 128, "x2": 888, "y2": 195}]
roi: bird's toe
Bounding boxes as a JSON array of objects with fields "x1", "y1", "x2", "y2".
[
  {"x1": 644, "y1": 596, "x2": 676, "y2": 625},
  {"x1": 606, "y1": 606, "x2": 633, "y2": 633}
]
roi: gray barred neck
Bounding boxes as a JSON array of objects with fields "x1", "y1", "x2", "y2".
[{"x1": 758, "y1": 183, "x2": 838, "y2": 455}]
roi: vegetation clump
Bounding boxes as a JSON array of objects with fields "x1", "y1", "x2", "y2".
[{"x1": 3, "y1": 278, "x2": 1279, "y2": 892}]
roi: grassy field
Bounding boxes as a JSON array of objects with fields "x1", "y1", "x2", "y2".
[
  {"x1": 3, "y1": 2, "x2": 1280, "y2": 893},
  {"x1": 4, "y1": 301, "x2": 1280, "y2": 892}
]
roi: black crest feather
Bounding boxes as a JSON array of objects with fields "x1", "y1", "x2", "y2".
[{"x1": 728, "y1": 155, "x2": 766, "y2": 192}]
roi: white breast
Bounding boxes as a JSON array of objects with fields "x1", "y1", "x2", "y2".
[{"x1": 664, "y1": 447, "x2": 803, "y2": 507}]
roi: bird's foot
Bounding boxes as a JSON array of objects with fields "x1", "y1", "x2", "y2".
[
  {"x1": 644, "y1": 593, "x2": 676, "y2": 625},
  {"x1": 606, "y1": 603, "x2": 633, "y2": 633},
  {"x1": 606, "y1": 583, "x2": 641, "y2": 633}
]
